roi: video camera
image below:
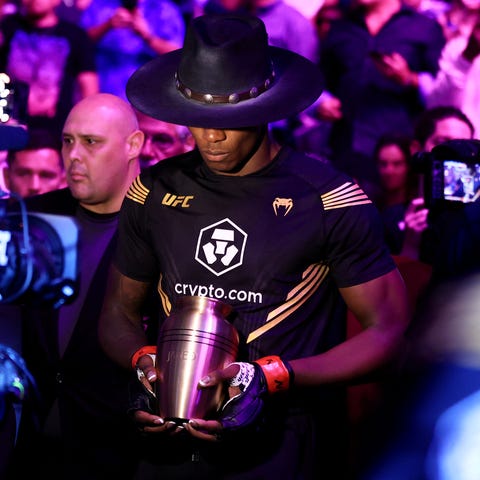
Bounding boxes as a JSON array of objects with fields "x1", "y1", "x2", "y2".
[
  {"x1": 412, "y1": 139, "x2": 480, "y2": 208},
  {"x1": 0, "y1": 198, "x2": 79, "y2": 307},
  {"x1": 0, "y1": 124, "x2": 79, "y2": 308}
]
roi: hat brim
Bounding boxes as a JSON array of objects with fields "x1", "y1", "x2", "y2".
[{"x1": 126, "y1": 46, "x2": 324, "y2": 129}]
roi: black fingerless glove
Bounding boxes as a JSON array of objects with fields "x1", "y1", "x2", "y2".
[
  {"x1": 127, "y1": 372, "x2": 156, "y2": 417},
  {"x1": 219, "y1": 355, "x2": 294, "y2": 433}
]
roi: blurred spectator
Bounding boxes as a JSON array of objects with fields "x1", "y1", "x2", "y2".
[
  {"x1": 411, "y1": 106, "x2": 479, "y2": 280},
  {"x1": 403, "y1": 0, "x2": 451, "y2": 25},
  {"x1": 251, "y1": 0, "x2": 321, "y2": 145},
  {"x1": 412, "y1": 104, "x2": 475, "y2": 153},
  {"x1": 360, "y1": 273, "x2": 480, "y2": 480},
  {"x1": 0, "y1": 0, "x2": 19, "y2": 17},
  {"x1": 3, "y1": 127, "x2": 66, "y2": 198},
  {"x1": 314, "y1": 0, "x2": 345, "y2": 41},
  {"x1": 315, "y1": 0, "x2": 445, "y2": 188},
  {"x1": 136, "y1": 110, "x2": 194, "y2": 170},
  {"x1": 55, "y1": 0, "x2": 92, "y2": 23},
  {"x1": 80, "y1": 0, "x2": 185, "y2": 99},
  {"x1": 0, "y1": 0, "x2": 99, "y2": 137},
  {"x1": 374, "y1": 132, "x2": 419, "y2": 210},
  {"x1": 420, "y1": 0, "x2": 480, "y2": 136},
  {"x1": 171, "y1": 0, "x2": 198, "y2": 23},
  {"x1": 293, "y1": 0, "x2": 346, "y2": 160},
  {"x1": 201, "y1": 0, "x2": 248, "y2": 15},
  {"x1": 249, "y1": 0, "x2": 320, "y2": 62},
  {"x1": 372, "y1": 132, "x2": 429, "y2": 261},
  {"x1": 9, "y1": 93, "x2": 144, "y2": 479},
  {"x1": 283, "y1": 0, "x2": 324, "y2": 20},
  {"x1": 425, "y1": 0, "x2": 478, "y2": 41}
]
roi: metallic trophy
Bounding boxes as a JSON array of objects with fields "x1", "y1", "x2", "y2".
[{"x1": 155, "y1": 296, "x2": 239, "y2": 424}]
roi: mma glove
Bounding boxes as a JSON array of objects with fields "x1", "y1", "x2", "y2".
[
  {"x1": 219, "y1": 355, "x2": 294, "y2": 433},
  {"x1": 128, "y1": 347, "x2": 157, "y2": 417}
]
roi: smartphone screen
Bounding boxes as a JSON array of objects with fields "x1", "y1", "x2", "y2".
[{"x1": 443, "y1": 160, "x2": 480, "y2": 203}]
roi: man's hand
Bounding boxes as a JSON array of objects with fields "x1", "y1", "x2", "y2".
[
  {"x1": 316, "y1": 94, "x2": 343, "y2": 122},
  {"x1": 129, "y1": 358, "x2": 185, "y2": 435},
  {"x1": 130, "y1": 9, "x2": 153, "y2": 42},
  {"x1": 110, "y1": 7, "x2": 134, "y2": 29},
  {"x1": 136, "y1": 352, "x2": 157, "y2": 386},
  {"x1": 183, "y1": 362, "x2": 241, "y2": 442},
  {"x1": 186, "y1": 357, "x2": 292, "y2": 441},
  {"x1": 372, "y1": 52, "x2": 418, "y2": 87}
]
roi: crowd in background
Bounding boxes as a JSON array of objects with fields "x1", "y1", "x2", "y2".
[{"x1": 1, "y1": 0, "x2": 480, "y2": 479}]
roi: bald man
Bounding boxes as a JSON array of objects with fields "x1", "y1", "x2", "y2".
[{"x1": 10, "y1": 94, "x2": 145, "y2": 479}]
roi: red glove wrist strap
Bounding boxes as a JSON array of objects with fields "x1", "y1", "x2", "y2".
[
  {"x1": 255, "y1": 355, "x2": 293, "y2": 394},
  {"x1": 131, "y1": 345, "x2": 156, "y2": 370}
]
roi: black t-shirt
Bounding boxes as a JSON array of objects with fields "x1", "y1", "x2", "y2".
[
  {"x1": 116, "y1": 146, "x2": 395, "y2": 361},
  {"x1": 0, "y1": 14, "x2": 97, "y2": 135}
]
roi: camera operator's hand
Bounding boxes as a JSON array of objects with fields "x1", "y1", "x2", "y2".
[{"x1": 185, "y1": 356, "x2": 293, "y2": 442}]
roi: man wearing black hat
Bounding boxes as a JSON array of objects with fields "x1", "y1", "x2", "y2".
[{"x1": 99, "y1": 14, "x2": 409, "y2": 479}]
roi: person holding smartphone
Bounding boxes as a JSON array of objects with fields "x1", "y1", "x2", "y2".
[{"x1": 80, "y1": 0, "x2": 185, "y2": 100}]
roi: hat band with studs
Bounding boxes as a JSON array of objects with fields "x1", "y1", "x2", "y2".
[{"x1": 175, "y1": 70, "x2": 276, "y2": 105}]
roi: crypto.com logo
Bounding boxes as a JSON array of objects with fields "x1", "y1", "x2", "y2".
[{"x1": 195, "y1": 218, "x2": 247, "y2": 276}]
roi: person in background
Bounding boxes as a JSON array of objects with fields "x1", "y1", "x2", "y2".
[
  {"x1": 412, "y1": 105, "x2": 475, "y2": 154},
  {"x1": 316, "y1": 0, "x2": 445, "y2": 192},
  {"x1": 350, "y1": 108, "x2": 480, "y2": 480},
  {"x1": 401, "y1": 105, "x2": 476, "y2": 280},
  {"x1": 55, "y1": 0, "x2": 92, "y2": 23},
  {"x1": 248, "y1": 0, "x2": 319, "y2": 62},
  {"x1": 313, "y1": 0, "x2": 345, "y2": 41},
  {"x1": 9, "y1": 93, "x2": 145, "y2": 479},
  {"x1": 0, "y1": 0, "x2": 99, "y2": 138},
  {"x1": 3, "y1": 127, "x2": 66, "y2": 198},
  {"x1": 201, "y1": 0, "x2": 249, "y2": 15},
  {"x1": 293, "y1": 0, "x2": 346, "y2": 161},
  {"x1": 372, "y1": 132, "x2": 429, "y2": 261},
  {"x1": 374, "y1": 132, "x2": 419, "y2": 211},
  {"x1": 359, "y1": 270, "x2": 480, "y2": 480},
  {"x1": 421, "y1": 0, "x2": 480, "y2": 137},
  {"x1": 98, "y1": 14, "x2": 409, "y2": 479},
  {"x1": 136, "y1": 110, "x2": 194, "y2": 170},
  {"x1": 80, "y1": 0, "x2": 185, "y2": 100}
]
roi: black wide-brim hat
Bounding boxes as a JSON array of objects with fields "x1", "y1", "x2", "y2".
[{"x1": 126, "y1": 14, "x2": 324, "y2": 129}]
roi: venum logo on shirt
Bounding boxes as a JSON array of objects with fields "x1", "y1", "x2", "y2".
[{"x1": 195, "y1": 218, "x2": 247, "y2": 276}]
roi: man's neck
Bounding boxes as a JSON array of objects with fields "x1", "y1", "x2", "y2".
[
  {"x1": 363, "y1": 0, "x2": 401, "y2": 35},
  {"x1": 221, "y1": 129, "x2": 280, "y2": 177}
]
